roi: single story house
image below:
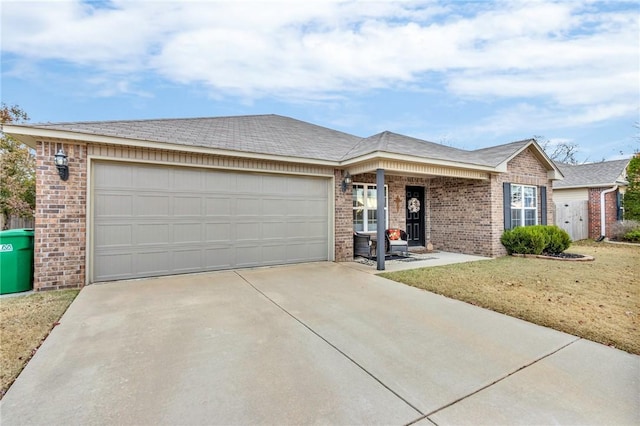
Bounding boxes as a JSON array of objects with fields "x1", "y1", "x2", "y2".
[
  {"x1": 4, "y1": 114, "x2": 562, "y2": 290},
  {"x1": 553, "y1": 159, "x2": 630, "y2": 240}
]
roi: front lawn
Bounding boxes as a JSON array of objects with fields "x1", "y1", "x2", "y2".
[
  {"x1": 380, "y1": 241, "x2": 639, "y2": 354},
  {"x1": 0, "y1": 290, "x2": 79, "y2": 398}
]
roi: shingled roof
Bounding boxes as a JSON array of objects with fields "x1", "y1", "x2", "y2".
[
  {"x1": 5, "y1": 114, "x2": 556, "y2": 173},
  {"x1": 17, "y1": 114, "x2": 362, "y2": 162},
  {"x1": 553, "y1": 159, "x2": 630, "y2": 189}
]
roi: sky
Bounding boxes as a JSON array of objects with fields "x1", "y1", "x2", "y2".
[{"x1": 1, "y1": 0, "x2": 639, "y2": 163}]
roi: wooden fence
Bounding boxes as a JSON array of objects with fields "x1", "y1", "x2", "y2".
[
  {"x1": 0, "y1": 216, "x2": 35, "y2": 230},
  {"x1": 554, "y1": 201, "x2": 588, "y2": 241}
]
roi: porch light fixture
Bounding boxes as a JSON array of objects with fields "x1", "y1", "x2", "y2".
[
  {"x1": 341, "y1": 172, "x2": 352, "y2": 192},
  {"x1": 54, "y1": 148, "x2": 69, "y2": 181}
]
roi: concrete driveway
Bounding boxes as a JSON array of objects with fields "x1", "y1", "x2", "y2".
[{"x1": 1, "y1": 263, "x2": 638, "y2": 425}]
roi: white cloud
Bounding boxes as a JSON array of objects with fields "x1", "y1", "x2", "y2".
[{"x1": 1, "y1": 0, "x2": 638, "y2": 121}]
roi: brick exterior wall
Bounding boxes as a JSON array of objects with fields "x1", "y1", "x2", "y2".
[
  {"x1": 334, "y1": 169, "x2": 353, "y2": 261},
  {"x1": 334, "y1": 172, "x2": 431, "y2": 260},
  {"x1": 488, "y1": 147, "x2": 554, "y2": 257},
  {"x1": 340, "y1": 149, "x2": 552, "y2": 259},
  {"x1": 429, "y1": 177, "x2": 494, "y2": 256},
  {"x1": 34, "y1": 141, "x2": 87, "y2": 290},
  {"x1": 588, "y1": 188, "x2": 619, "y2": 239},
  {"x1": 33, "y1": 138, "x2": 554, "y2": 286}
]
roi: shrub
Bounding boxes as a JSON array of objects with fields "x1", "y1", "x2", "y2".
[
  {"x1": 501, "y1": 225, "x2": 550, "y2": 255},
  {"x1": 610, "y1": 220, "x2": 640, "y2": 241},
  {"x1": 544, "y1": 225, "x2": 572, "y2": 254},
  {"x1": 501, "y1": 225, "x2": 572, "y2": 255},
  {"x1": 623, "y1": 229, "x2": 640, "y2": 243}
]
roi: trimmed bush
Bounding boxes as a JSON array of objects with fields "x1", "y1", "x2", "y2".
[
  {"x1": 501, "y1": 225, "x2": 572, "y2": 255},
  {"x1": 544, "y1": 225, "x2": 572, "y2": 254},
  {"x1": 501, "y1": 225, "x2": 549, "y2": 255}
]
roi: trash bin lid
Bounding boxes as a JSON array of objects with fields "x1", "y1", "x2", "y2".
[{"x1": 0, "y1": 228, "x2": 34, "y2": 237}]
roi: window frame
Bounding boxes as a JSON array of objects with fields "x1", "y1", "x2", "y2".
[
  {"x1": 510, "y1": 184, "x2": 538, "y2": 228},
  {"x1": 352, "y1": 183, "x2": 389, "y2": 233}
]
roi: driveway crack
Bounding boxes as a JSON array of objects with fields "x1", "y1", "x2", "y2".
[
  {"x1": 407, "y1": 336, "x2": 583, "y2": 424},
  {"x1": 235, "y1": 271, "x2": 424, "y2": 417}
]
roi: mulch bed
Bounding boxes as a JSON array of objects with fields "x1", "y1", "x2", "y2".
[{"x1": 512, "y1": 252, "x2": 595, "y2": 261}]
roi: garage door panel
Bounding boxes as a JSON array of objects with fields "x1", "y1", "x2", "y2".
[
  {"x1": 93, "y1": 162, "x2": 329, "y2": 282},
  {"x1": 137, "y1": 251, "x2": 171, "y2": 275},
  {"x1": 136, "y1": 195, "x2": 170, "y2": 216},
  {"x1": 262, "y1": 174, "x2": 288, "y2": 194},
  {"x1": 172, "y1": 249, "x2": 203, "y2": 272},
  {"x1": 96, "y1": 194, "x2": 133, "y2": 217},
  {"x1": 205, "y1": 223, "x2": 231, "y2": 242},
  {"x1": 235, "y1": 246, "x2": 262, "y2": 267},
  {"x1": 94, "y1": 253, "x2": 133, "y2": 280},
  {"x1": 262, "y1": 245, "x2": 286, "y2": 263},
  {"x1": 263, "y1": 222, "x2": 286, "y2": 239},
  {"x1": 204, "y1": 172, "x2": 234, "y2": 192},
  {"x1": 236, "y1": 222, "x2": 261, "y2": 241},
  {"x1": 204, "y1": 247, "x2": 233, "y2": 269},
  {"x1": 136, "y1": 167, "x2": 169, "y2": 189},
  {"x1": 137, "y1": 224, "x2": 169, "y2": 245},
  {"x1": 95, "y1": 163, "x2": 132, "y2": 189},
  {"x1": 173, "y1": 169, "x2": 203, "y2": 190},
  {"x1": 262, "y1": 199, "x2": 288, "y2": 215},
  {"x1": 237, "y1": 174, "x2": 260, "y2": 193},
  {"x1": 236, "y1": 198, "x2": 261, "y2": 214},
  {"x1": 174, "y1": 197, "x2": 202, "y2": 216},
  {"x1": 205, "y1": 198, "x2": 231, "y2": 216},
  {"x1": 96, "y1": 224, "x2": 132, "y2": 247}
]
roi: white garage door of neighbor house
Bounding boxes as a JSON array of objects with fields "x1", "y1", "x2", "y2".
[{"x1": 92, "y1": 162, "x2": 330, "y2": 282}]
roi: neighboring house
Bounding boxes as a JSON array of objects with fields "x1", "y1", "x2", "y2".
[
  {"x1": 553, "y1": 159, "x2": 630, "y2": 240},
  {"x1": 3, "y1": 114, "x2": 562, "y2": 290}
]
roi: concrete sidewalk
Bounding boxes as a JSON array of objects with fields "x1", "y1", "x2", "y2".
[{"x1": 1, "y1": 262, "x2": 638, "y2": 425}]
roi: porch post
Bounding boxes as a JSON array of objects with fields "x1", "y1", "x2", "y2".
[{"x1": 376, "y1": 168, "x2": 385, "y2": 271}]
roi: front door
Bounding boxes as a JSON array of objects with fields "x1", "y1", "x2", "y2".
[{"x1": 406, "y1": 186, "x2": 425, "y2": 246}]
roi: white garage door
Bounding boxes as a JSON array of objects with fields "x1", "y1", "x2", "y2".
[{"x1": 92, "y1": 162, "x2": 330, "y2": 282}]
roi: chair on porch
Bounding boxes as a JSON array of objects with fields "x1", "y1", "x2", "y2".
[
  {"x1": 385, "y1": 229, "x2": 409, "y2": 255},
  {"x1": 353, "y1": 232, "x2": 373, "y2": 259}
]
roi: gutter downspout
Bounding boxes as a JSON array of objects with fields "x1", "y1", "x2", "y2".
[{"x1": 598, "y1": 185, "x2": 618, "y2": 240}]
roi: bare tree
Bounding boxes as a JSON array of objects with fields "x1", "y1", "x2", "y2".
[{"x1": 534, "y1": 136, "x2": 580, "y2": 164}]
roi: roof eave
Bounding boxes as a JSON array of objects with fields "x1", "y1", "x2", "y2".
[
  {"x1": 341, "y1": 151, "x2": 498, "y2": 173},
  {"x1": 554, "y1": 181, "x2": 629, "y2": 190},
  {"x1": 3, "y1": 125, "x2": 341, "y2": 167},
  {"x1": 494, "y1": 139, "x2": 564, "y2": 180}
]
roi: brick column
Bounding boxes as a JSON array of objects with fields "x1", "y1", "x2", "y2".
[
  {"x1": 34, "y1": 141, "x2": 87, "y2": 290},
  {"x1": 588, "y1": 187, "x2": 618, "y2": 238},
  {"x1": 334, "y1": 169, "x2": 353, "y2": 261}
]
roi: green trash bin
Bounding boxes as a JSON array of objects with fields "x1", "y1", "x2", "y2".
[{"x1": 0, "y1": 229, "x2": 35, "y2": 295}]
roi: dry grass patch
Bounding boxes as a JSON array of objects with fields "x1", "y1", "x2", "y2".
[
  {"x1": 380, "y1": 241, "x2": 639, "y2": 354},
  {"x1": 0, "y1": 290, "x2": 79, "y2": 398}
]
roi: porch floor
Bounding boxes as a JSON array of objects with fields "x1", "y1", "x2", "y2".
[{"x1": 344, "y1": 250, "x2": 491, "y2": 274}]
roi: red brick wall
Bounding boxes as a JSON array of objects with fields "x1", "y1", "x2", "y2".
[
  {"x1": 334, "y1": 169, "x2": 353, "y2": 261},
  {"x1": 429, "y1": 147, "x2": 553, "y2": 257},
  {"x1": 489, "y1": 147, "x2": 554, "y2": 257},
  {"x1": 588, "y1": 188, "x2": 618, "y2": 239},
  {"x1": 429, "y1": 177, "x2": 494, "y2": 256},
  {"x1": 34, "y1": 141, "x2": 87, "y2": 290},
  {"x1": 336, "y1": 172, "x2": 431, "y2": 259}
]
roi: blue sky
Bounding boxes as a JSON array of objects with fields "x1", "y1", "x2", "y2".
[{"x1": 2, "y1": 0, "x2": 638, "y2": 162}]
